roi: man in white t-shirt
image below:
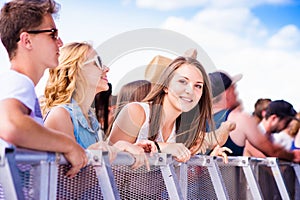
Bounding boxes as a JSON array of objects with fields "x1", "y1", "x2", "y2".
[{"x1": 0, "y1": 0, "x2": 87, "y2": 177}]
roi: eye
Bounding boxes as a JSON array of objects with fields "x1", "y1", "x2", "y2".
[
  {"x1": 178, "y1": 79, "x2": 187, "y2": 85},
  {"x1": 50, "y1": 33, "x2": 56, "y2": 39},
  {"x1": 195, "y1": 84, "x2": 203, "y2": 89}
]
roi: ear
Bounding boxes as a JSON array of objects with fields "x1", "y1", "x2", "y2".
[
  {"x1": 269, "y1": 114, "x2": 278, "y2": 122},
  {"x1": 163, "y1": 87, "x2": 168, "y2": 94},
  {"x1": 19, "y1": 32, "x2": 33, "y2": 49},
  {"x1": 261, "y1": 110, "x2": 267, "y2": 118}
]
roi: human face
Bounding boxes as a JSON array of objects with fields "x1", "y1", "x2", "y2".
[
  {"x1": 29, "y1": 14, "x2": 63, "y2": 69},
  {"x1": 165, "y1": 64, "x2": 204, "y2": 113},
  {"x1": 270, "y1": 117, "x2": 291, "y2": 133},
  {"x1": 225, "y1": 84, "x2": 240, "y2": 109},
  {"x1": 83, "y1": 51, "x2": 109, "y2": 94}
]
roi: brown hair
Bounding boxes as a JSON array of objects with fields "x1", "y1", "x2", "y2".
[
  {"x1": 0, "y1": 0, "x2": 59, "y2": 59},
  {"x1": 143, "y1": 56, "x2": 214, "y2": 151}
]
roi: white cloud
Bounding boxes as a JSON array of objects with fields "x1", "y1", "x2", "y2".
[
  {"x1": 267, "y1": 25, "x2": 300, "y2": 49},
  {"x1": 135, "y1": 0, "x2": 292, "y2": 11},
  {"x1": 160, "y1": 6, "x2": 300, "y2": 112}
]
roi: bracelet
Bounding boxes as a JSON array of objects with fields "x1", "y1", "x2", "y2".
[{"x1": 154, "y1": 141, "x2": 161, "y2": 153}]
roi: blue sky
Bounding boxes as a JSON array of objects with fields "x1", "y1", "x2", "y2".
[{"x1": 1, "y1": 0, "x2": 300, "y2": 112}]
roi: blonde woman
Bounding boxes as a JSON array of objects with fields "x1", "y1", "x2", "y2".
[{"x1": 41, "y1": 42, "x2": 156, "y2": 169}]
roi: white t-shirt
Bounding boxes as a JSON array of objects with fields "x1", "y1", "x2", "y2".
[
  {"x1": 0, "y1": 70, "x2": 43, "y2": 125},
  {"x1": 273, "y1": 131, "x2": 293, "y2": 150}
]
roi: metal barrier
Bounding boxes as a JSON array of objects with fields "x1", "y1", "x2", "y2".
[{"x1": 1, "y1": 144, "x2": 300, "y2": 200}]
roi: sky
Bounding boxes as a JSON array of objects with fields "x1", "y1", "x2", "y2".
[{"x1": 0, "y1": 0, "x2": 300, "y2": 113}]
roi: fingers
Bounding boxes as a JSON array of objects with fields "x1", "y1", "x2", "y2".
[
  {"x1": 66, "y1": 153, "x2": 88, "y2": 178},
  {"x1": 210, "y1": 145, "x2": 232, "y2": 164},
  {"x1": 131, "y1": 154, "x2": 149, "y2": 170}
]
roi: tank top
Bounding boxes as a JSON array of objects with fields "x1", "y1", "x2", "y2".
[
  {"x1": 213, "y1": 109, "x2": 245, "y2": 156},
  {"x1": 134, "y1": 102, "x2": 176, "y2": 143}
]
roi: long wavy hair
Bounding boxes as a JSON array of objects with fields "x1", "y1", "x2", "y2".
[
  {"x1": 41, "y1": 42, "x2": 93, "y2": 116},
  {"x1": 143, "y1": 56, "x2": 214, "y2": 151}
]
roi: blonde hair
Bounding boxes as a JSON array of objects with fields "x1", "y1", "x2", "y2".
[{"x1": 41, "y1": 42, "x2": 93, "y2": 116}]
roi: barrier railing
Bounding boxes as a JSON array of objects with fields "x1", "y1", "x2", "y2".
[{"x1": 1, "y1": 144, "x2": 300, "y2": 200}]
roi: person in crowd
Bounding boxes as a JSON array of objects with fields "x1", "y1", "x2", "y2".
[
  {"x1": 112, "y1": 80, "x2": 152, "y2": 123},
  {"x1": 244, "y1": 100, "x2": 298, "y2": 157},
  {"x1": 108, "y1": 56, "x2": 233, "y2": 163},
  {"x1": 0, "y1": 0, "x2": 87, "y2": 178},
  {"x1": 252, "y1": 98, "x2": 271, "y2": 124},
  {"x1": 208, "y1": 70, "x2": 300, "y2": 162},
  {"x1": 41, "y1": 42, "x2": 156, "y2": 169},
  {"x1": 105, "y1": 80, "x2": 152, "y2": 138},
  {"x1": 291, "y1": 115, "x2": 300, "y2": 150},
  {"x1": 273, "y1": 112, "x2": 300, "y2": 150},
  {"x1": 94, "y1": 83, "x2": 112, "y2": 134}
]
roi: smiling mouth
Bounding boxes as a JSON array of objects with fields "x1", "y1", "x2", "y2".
[{"x1": 180, "y1": 96, "x2": 193, "y2": 102}]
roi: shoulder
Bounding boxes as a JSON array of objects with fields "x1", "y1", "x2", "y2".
[
  {"x1": 46, "y1": 106, "x2": 72, "y2": 122},
  {"x1": 228, "y1": 109, "x2": 257, "y2": 127},
  {"x1": 0, "y1": 70, "x2": 36, "y2": 108},
  {"x1": 125, "y1": 102, "x2": 147, "y2": 114},
  {"x1": 117, "y1": 102, "x2": 147, "y2": 125}
]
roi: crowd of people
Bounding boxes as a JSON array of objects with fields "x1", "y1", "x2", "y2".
[{"x1": 1, "y1": 0, "x2": 300, "y2": 180}]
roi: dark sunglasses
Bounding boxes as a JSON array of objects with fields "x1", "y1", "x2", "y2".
[{"x1": 16, "y1": 28, "x2": 59, "y2": 42}]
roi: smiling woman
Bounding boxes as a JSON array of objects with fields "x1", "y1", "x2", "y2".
[{"x1": 108, "y1": 56, "x2": 216, "y2": 162}]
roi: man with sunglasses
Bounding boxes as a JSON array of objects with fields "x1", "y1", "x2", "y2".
[{"x1": 0, "y1": 0, "x2": 87, "y2": 177}]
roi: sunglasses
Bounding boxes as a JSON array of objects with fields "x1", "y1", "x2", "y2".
[
  {"x1": 16, "y1": 28, "x2": 59, "y2": 42},
  {"x1": 83, "y1": 55, "x2": 104, "y2": 70}
]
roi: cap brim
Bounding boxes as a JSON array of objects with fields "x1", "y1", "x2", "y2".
[{"x1": 232, "y1": 74, "x2": 243, "y2": 84}]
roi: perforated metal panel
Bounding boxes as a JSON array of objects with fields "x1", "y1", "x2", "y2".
[
  {"x1": 56, "y1": 165, "x2": 104, "y2": 200},
  {"x1": 251, "y1": 161, "x2": 299, "y2": 200},
  {"x1": 0, "y1": 183, "x2": 5, "y2": 200},
  {"x1": 16, "y1": 163, "x2": 37, "y2": 200},
  {"x1": 187, "y1": 165, "x2": 218, "y2": 199},
  {"x1": 219, "y1": 166, "x2": 250, "y2": 200},
  {"x1": 112, "y1": 165, "x2": 168, "y2": 199}
]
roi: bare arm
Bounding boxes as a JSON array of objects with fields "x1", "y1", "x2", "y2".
[
  {"x1": 108, "y1": 103, "x2": 146, "y2": 144},
  {"x1": 44, "y1": 106, "x2": 75, "y2": 141},
  {"x1": 235, "y1": 112, "x2": 294, "y2": 161},
  {"x1": 0, "y1": 99, "x2": 87, "y2": 177}
]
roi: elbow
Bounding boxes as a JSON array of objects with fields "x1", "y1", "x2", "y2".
[{"x1": 0, "y1": 122, "x2": 21, "y2": 145}]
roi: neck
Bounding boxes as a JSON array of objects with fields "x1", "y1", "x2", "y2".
[
  {"x1": 73, "y1": 90, "x2": 95, "y2": 117},
  {"x1": 11, "y1": 57, "x2": 45, "y2": 86},
  {"x1": 261, "y1": 119, "x2": 272, "y2": 136},
  {"x1": 162, "y1": 98, "x2": 181, "y2": 127}
]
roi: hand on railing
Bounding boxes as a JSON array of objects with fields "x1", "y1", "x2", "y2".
[
  {"x1": 158, "y1": 142, "x2": 191, "y2": 163},
  {"x1": 292, "y1": 149, "x2": 300, "y2": 163},
  {"x1": 113, "y1": 140, "x2": 155, "y2": 171},
  {"x1": 88, "y1": 141, "x2": 118, "y2": 164},
  {"x1": 64, "y1": 143, "x2": 88, "y2": 178},
  {"x1": 210, "y1": 145, "x2": 232, "y2": 164}
]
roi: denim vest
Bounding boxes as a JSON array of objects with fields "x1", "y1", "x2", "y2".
[{"x1": 58, "y1": 100, "x2": 100, "y2": 149}]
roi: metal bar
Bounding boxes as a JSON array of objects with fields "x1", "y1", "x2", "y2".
[
  {"x1": 207, "y1": 156, "x2": 229, "y2": 200},
  {"x1": 160, "y1": 156, "x2": 183, "y2": 200},
  {"x1": 241, "y1": 158, "x2": 263, "y2": 200},
  {"x1": 178, "y1": 163, "x2": 188, "y2": 200},
  {"x1": 292, "y1": 164, "x2": 300, "y2": 186},
  {"x1": 48, "y1": 161, "x2": 58, "y2": 200},
  {"x1": 0, "y1": 147, "x2": 24, "y2": 200},
  {"x1": 95, "y1": 152, "x2": 120, "y2": 200},
  {"x1": 267, "y1": 157, "x2": 290, "y2": 200}
]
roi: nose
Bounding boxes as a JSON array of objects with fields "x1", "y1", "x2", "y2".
[
  {"x1": 185, "y1": 84, "x2": 193, "y2": 94},
  {"x1": 103, "y1": 65, "x2": 109, "y2": 72},
  {"x1": 57, "y1": 37, "x2": 63, "y2": 47}
]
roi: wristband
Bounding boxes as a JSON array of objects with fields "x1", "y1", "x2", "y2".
[{"x1": 154, "y1": 141, "x2": 161, "y2": 153}]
